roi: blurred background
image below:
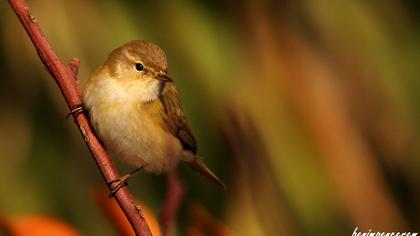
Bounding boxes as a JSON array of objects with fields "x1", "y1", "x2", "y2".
[{"x1": 1, "y1": 0, "x2": 420, "y2": 235}]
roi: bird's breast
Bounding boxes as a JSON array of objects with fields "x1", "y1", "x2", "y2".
[{"x1": 83, "y1": 76, "x2": 182, "y2": 172}]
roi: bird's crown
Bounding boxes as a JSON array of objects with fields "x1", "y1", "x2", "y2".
[{"x1": 107, "y1": 40, "x2": 168, "y2": 72}]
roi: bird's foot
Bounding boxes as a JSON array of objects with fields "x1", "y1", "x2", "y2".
[
  {"x1": 67, "y1": 104, "x2": 84, "y2": 119},
  {"x1": 108, "y1": 167, "x2": 143, "y2": 197}
]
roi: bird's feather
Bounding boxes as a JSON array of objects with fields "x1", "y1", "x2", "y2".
[
  {"x1": 159, "y1": 82, "x2": 197, "y2": 154},
  {"x1": 159, "y1": 82, "x2": 226, "y2": 189}
]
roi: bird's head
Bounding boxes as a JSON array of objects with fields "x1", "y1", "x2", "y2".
[{"x1": 102, "y1": 40, "x2": 172, "y2": 102}]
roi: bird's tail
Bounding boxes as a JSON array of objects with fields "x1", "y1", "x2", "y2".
[{"x1": 184, "y1": 156, "x2": 226, "y2": 189}]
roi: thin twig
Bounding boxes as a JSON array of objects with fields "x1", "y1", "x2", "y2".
[
  {"x1": 160, "y1": 170, "x2": 185, "y2": 236},
  {"x1": 7, "y1": 1, "x2": 152, "y2": 235}
]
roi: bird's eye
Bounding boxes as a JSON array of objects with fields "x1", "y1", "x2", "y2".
[{"x1": 135, "y1": 63, "x2": 144, "y2": 72}]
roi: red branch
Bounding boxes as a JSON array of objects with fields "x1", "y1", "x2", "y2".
[
  {"x1": 160, "y1": 170, "x2": 185, "y2": 236},
  {"x1": 7, "y1": 1, "x2": 152, "y2": 235}
]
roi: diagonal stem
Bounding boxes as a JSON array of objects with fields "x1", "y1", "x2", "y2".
[{"x1": 7, "y1": 0, "x2": 152, "y2": 235}]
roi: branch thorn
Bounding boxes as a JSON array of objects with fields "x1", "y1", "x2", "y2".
[{"x1": 68, "y1": 58, "x2": 80, "y2": 77}]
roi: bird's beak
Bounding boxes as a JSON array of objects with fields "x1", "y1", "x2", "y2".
[{"x1": 155, "y1": 71, "x2": 173, "y2": 82}]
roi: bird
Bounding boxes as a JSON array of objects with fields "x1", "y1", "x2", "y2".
[{"x1": 82, "y1": 40, "x2": 225, "y2": 194}]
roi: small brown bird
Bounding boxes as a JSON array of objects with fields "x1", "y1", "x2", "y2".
[{"x1": 83, "y1": 40, "x2": 225, "y2": 192}]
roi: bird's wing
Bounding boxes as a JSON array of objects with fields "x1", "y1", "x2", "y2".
[
  {"x1": 159, "y1": 83, "x2": 225, "y2": 189},
  {"x1": 160, "y1": 83, "x2": 197, "y2": 154}
]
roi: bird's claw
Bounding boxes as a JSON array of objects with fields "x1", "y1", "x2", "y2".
[
  {"x1": 107, "y1": 167, "x2": 143, "y2": 197},
  {"x1": 67, "y1": 104, "x2": 84, "y2": 119},
  {"x1": 108, "y1": 175, "x2": 129, "y2": 197}
]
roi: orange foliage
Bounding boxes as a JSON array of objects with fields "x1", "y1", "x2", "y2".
[
  {"x1": 187, "y1": 203, "x2": 235, "y2": 236},
  {"x1": 8, "y1": 215, "x2": 80, "y2": 236},
  {"x1": 94, "y1": 189, "x2": 161, "y2": 236}
]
